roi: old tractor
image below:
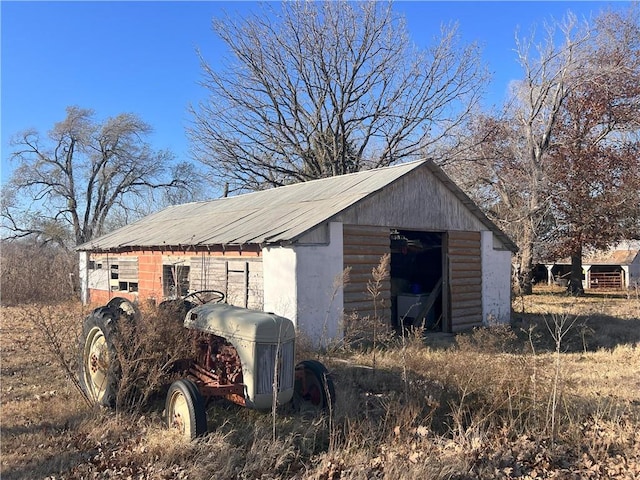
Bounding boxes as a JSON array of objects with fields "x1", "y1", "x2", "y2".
[{"x1": 79, "y1": 291, "x2": 335, "y2": 439}]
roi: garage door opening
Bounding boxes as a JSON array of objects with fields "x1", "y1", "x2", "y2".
[{"x1": 390, "y1": 230, "x2": 443, "y2": 332}]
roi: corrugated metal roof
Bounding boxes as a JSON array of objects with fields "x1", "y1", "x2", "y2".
[
  {"x1": 77, "y1": 160, "x2": 518, "y2": 252},
  {"x1": 584, "y1": 249, "x2": 639, "y2": 265}
]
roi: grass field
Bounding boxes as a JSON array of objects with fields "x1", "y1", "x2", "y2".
[{"x1": 1, "y1": 288, "x2": 639, "y2": 479}]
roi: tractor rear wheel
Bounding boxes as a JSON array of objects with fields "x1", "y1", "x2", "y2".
[
  {"x1": 79, "y1": 307, "x2": 119, "y2": 406},
  {"x1": 293, "y1": 360, "x2": 336, "y2": 413},
  {"x1": 78, "y1": 298, "x2": 138, "y2": 407}
]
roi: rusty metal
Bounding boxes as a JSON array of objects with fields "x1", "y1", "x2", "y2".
[{"x1": 188, "y1": 333, "x2": 247, "y2": 406}]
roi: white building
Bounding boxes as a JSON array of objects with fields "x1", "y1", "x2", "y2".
[{"x1": 78, "y1": 160, "x2": 517, "y2": 343}]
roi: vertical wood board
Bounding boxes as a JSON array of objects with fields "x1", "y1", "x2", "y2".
[{"x1": 448, "y1": 231, "x2": 482, "y2": 331}]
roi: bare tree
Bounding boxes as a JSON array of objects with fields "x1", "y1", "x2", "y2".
[
  {"x1": 448, "y1": 13, "x2": 590, "y2": 294},
  {"x1": 547, "y1": 8, "x2": 640, "y2": 294},
  {"x1": 2, "y1": 106, "x2": 195, "y2": 247},
  {"x1": 450, "y1": 7, "x2": 640, "y2": 295},
  {"x1": 505, "y1": 13, "x2": 591, "y2": 294},
  {"x1": 189, "y1": 1, "x2": 487, "y2": 192}
]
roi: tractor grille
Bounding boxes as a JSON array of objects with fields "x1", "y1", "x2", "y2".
[{"x1": 256, "y1": 340, "x2": 295, "y2": 395}]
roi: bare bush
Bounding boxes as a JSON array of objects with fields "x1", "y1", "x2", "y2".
[
  {"x1": 1, "y1": 240, "x2": 78, "y2": 305},
  {"x1": 111, "y1": 303, "x2": 197, "y2": 412},
  {"x1": 342, "y1": 255, "x2": 395, "y2": 353}
]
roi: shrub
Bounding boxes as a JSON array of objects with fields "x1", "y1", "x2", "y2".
[{"x1": 0, "y1": 240, "x2": 78, "y2": 305}]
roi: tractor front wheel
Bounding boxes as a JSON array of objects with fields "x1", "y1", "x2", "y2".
[{"x1": 165, "y1": 379, "x2": 207, "y2": 440}]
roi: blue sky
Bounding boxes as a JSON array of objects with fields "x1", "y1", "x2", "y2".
[{"x1": 1, "y1": 1, "x2": 627, "y2": 185}]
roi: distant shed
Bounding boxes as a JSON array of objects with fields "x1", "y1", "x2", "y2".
[
  {"x1": 543, "y1": 242, "x2": 640, "y2": 289},
  {"x1": 77, "y1": 160, "x2": 517, "y2": 342}
]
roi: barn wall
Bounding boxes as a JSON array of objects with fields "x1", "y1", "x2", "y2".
[
  {"x1": 333, "y1": 168, "x2": 485, "y2": 232},
  {"x1": 263, "y1": 246, "x2": 297, "y2": 323},
  {"x1": 85, "y1": 249, "x2": 262, "y2": 308},
  {"x1": 343, "y1": 224, "x2": 391, "y2": 323},
  {"x1": 79, "y1": 251, "x2": 89, "y2": 304},
  {"x1": 295, "y1": 222, "x2": 345, "y2": 345},
  {"x1": 86, "y1": 251, "x2": 161, "y2": 306},
  {"x1": 448, "y1": 231, "x2": 483, "y2": 332},
  {"x1": 263, "y1": 223, "x2": 344, "y2": 345},
  {"x1": 629, "y1": 257, "x2": 640, "y2": 287},
  {"x1": 190, "y1": 255, "x2": 263, "y2": 309},
  {"x1": 481, "y1": 231, "x2": 512, "y2": 325}
]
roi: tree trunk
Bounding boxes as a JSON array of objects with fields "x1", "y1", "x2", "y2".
[
  {"x1": 518, "y1": 227, "x2": 535, "y2": 295},
  {"x1": 568, "y1": 246, "x2": 585, "y2": 296}
]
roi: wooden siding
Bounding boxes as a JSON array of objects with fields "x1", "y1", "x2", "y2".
[
  {"x1": 88, "y1": 250, "x2": 263, "y2": 309},
  {"x1": 90, "y1": 256, "x2": 138, "y2": 281},
  {"x1": 332, "y1": 168, "x2": 486, "y2": 234},
  {"x1": 343, "y1": 225, "x2": 391, "y2": 322},
  {"x1": 190, "y1": 256, "x2": 263, "y2": 310},
  {"x1": 448, "y1": 231, "x2": 482, "y2": 332},
  {"x1": 117, "y1": 258, "x2": 139, "y2": 282}
]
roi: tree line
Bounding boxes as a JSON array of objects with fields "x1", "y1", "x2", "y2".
[{"x1": 2, "y1": 1, "x2": 639, "y2": 302}]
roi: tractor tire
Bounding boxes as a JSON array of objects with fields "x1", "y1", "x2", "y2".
[
  {"x1": 78, "y1": 298, "x2": 137, "y2": 407},
  {"x1": 293, "y1": 360, "x2": 336, "y2": 412},
  {"x1": 78, "y1": 306, "x2": 120, "y2": 407},
  {"x1": 106, "y1": 297, "x2": 140, "y2": 320},
  {"x1": 165, "y1": 379, "x2": 207, "y2": 440}
]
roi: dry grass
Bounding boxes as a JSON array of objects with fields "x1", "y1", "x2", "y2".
[{"x1": 1, "y1": 288, "x2": 639, "y2": 479}]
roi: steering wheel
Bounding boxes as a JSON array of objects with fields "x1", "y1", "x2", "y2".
[{"x1": 183, "y1": 289, "x2": 226, "y2": 305}]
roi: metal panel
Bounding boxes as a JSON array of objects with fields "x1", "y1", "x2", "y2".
[{"x1": 77, "y1": 160, "x2": 517, "y2": 253}]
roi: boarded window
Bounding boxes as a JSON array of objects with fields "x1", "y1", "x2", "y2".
[
  {"x1": 189, "y1": 256, "x2": 263, "y2": 309},
  {"x1": 88, "y1": 256, "x2": 138, "y2": 292}
]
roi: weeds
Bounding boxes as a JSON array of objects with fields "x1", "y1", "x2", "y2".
[
  {"x1": 111, "y1": 303, "x2": 195, "y2": 412},
  {"x1": 367, "y1": 253, "x2": 390, "y2": 373},
  {"x1": 543, "y1": 312, "x2": 579, "y2": 443},
  {"x1": 0, "y1": 241, "x2": 78, "y2": 305},
  {"x1": 2, "y1": 289, "x2": 639, "y2": 479}
]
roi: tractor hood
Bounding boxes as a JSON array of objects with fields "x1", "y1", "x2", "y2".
[{"x1": 184, "y1": 303, "x2": 295, "y2": 344}]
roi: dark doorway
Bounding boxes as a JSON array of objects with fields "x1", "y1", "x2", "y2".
[{"x1": 390, "y1": 230, "x2": 443, "y2": 331}]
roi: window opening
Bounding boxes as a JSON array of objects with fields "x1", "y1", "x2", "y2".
[{"x1": 163, "y1": 263, "x2": 190, "y2": 298}]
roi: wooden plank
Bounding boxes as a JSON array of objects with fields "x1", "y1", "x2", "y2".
[
  {"x1": 450, "y1": 285, "x2": 483, "y2": 296},
  {"x1": 450, "y1": 278, "x2": 482, "y2": 288},
  {"x1": 450, "y1": 299, "x2": 482, "y2": 310},
  {"x1": 343, "y1": 224, "x2": 391, "y2": 237},
  {"x1": 343, "y1": 264, "x2": 385, "y2": 275},
  {"x1": 448, "y1": 231, "x2": 482, "y2": 241},
  {"x1": 345, "y1": 271, "x2": 390, "y2": 283},
  {"x1": 452, "y1": 322, "x2": 482, "y2": 333},
  {"x1": 343, "y1": 297, "x2": 391, "y2": 309},
  {"x1": 344, "y1": 308, "x2": 391, "y2": 321},
  {"x1": 450, "y1": 262, "x2": 481, "y2": 272},
  {"x1": 343, "y1": 224, "x2": 392, "y2": 328},
  {"x1": 451, "y1": 307, "x2": 483, "y2": 318},
  {"x1": 343, "y1": 287, "x2": 391, "y2": 300},
  {"x1": 343, "y1": 244, "x2": 389, "y2": 255},
  {"x1": 448, "y1": 231, "x2": 482, "y2": 332}
]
